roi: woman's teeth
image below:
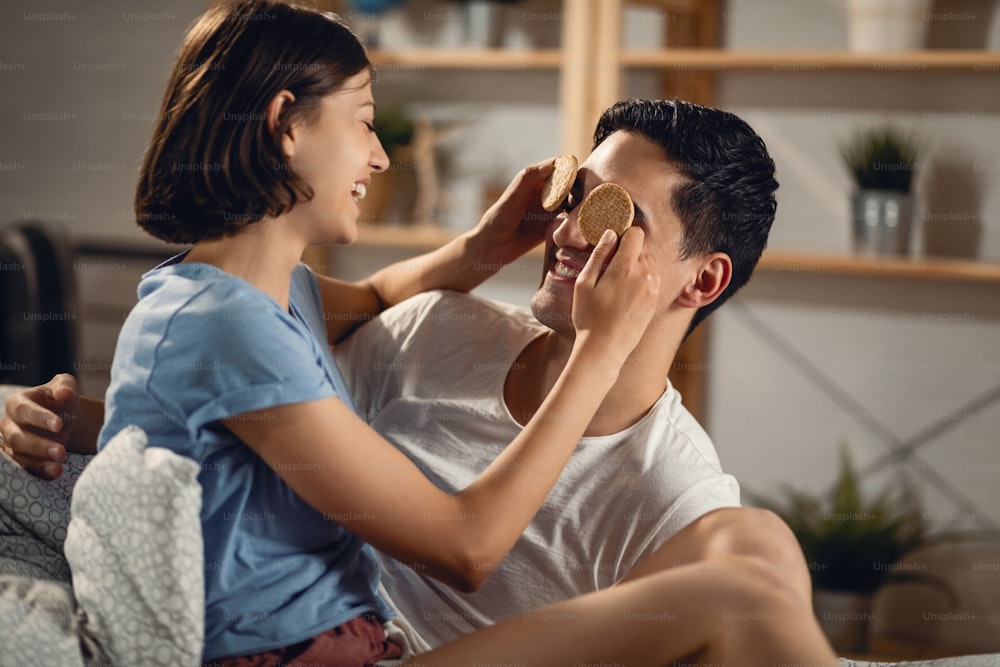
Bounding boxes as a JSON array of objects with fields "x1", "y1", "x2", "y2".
[{"x1": 351, "y1": 183, "x2": 367, "y2": 201}]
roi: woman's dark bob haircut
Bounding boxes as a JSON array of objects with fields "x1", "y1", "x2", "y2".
[{"x1": 135, "y1": 0, "x2": 372, "y2": 243}]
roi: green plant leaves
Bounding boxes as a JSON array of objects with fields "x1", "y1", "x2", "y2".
[
  {"x1": 840, "y1": 126, "x2": 920, "y2": 193},
  {"x1": 373, "y1": 103, "x2": 414, "y2": 153},
  {"x1": 747, "y1": 444, "x2": 925, "y2": 594}
]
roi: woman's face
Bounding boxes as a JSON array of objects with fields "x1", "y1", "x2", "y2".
[{"x1": 284, "y1": 70, "x2": 389, "y2": 244}]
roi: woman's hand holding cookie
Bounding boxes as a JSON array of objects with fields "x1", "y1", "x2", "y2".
[
  {"x1": 467, "y1": 156, "x2": 571, "y2": 270},
  {"x1": 571, "y1": 227, "x2": 659, "y2": 367}
]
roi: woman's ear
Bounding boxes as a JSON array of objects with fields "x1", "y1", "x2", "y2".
[
  {"x1": 266, "y1": 90, "x2": 297, "y2": 159},
  {"x1": 676, "y1": 253, "x2": 732, "y2": 309}
]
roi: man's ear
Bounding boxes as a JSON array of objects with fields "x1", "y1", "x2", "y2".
[
  {"x1": 675, "y1": 252, "x2": 732, "y2": 309},
  {"x1": 266, "y1": 90, "x2": 297, "y2": 159}
]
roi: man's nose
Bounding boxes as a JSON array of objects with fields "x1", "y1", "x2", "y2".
[{"x1": 551, "y1": 212, "x2": 590, "y2": 249}]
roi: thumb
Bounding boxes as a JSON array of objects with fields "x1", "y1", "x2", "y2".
[
  {"x1": 575, "y1": 229, "x2": 618, "y2": 289},
  {"x1": 50, "y1": 373, "x2": 80, "y2": 403}
]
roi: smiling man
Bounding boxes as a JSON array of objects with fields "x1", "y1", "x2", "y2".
[{"x1": 333, "y1": 98, "x2": 800, "y2": 650}]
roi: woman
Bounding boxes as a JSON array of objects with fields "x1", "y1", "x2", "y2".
[{"x1": 5, "y1": 2, "x2": 838, "y2": 666}]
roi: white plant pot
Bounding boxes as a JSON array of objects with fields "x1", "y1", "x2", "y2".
[{"x1": 846, "y1": 0, "x2": 933, "y2": 52}]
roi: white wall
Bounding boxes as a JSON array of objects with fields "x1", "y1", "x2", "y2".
[
  {"x1": 705, "y1": 0, "x2": 1000, "y2": 537},
  {"x1": 0, "y1": 0, "x2": 207, "y2": 244}
]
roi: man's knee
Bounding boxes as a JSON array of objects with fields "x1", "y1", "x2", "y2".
[{"x1": 699, "y1": 508, "x2": 811, "y2": 601}]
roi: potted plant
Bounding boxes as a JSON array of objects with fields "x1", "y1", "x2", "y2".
[
  {"x1": 748, "y1": 446, "x2": 927, "y2": 653},
  {"x1": 361, "y1": 103, "x2": 415, "y2": 224},
  {"x1": 841, "y1": 126, "x2": 920, "y2": 256},
  {"x1": 845, "y1": 0, "x2": 933, "y2": 52}
]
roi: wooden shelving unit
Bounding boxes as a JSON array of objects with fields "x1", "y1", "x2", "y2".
[
  {"x1": 369, "y1": 48, "x2": 1000, "y2": 72},
  {"x1": 369, "y1": 49, "x2": 562, "y2": 69},
  {"x1": 354, "y1": 225, "x2": 1000, "y2": 284},
  {"x1": 620, "y1": 49, "x2": 1000, "y2": 70},
  {"x1": 759, "y1": 250, "x2": 1000, "y2": 284},
  {"x1": 356, "y1": 223, "x2": 462, "y2": 250}
]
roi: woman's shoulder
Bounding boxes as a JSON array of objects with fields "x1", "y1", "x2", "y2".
[{"x1": 132, "y1": 263, "x2": 309, "y2": 354}]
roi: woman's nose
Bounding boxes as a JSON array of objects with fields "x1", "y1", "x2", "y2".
[{"x1": 371, "y1": 135, "x2": 390, "y2": 173}]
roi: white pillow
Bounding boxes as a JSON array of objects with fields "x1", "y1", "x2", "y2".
[{"x1": 64, "y1": 425, "x2": 205, "y2": 666}]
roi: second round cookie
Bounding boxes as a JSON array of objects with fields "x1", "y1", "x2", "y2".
[{"x1": 576, "y1": 182, "x2": 635, "y2": 246}]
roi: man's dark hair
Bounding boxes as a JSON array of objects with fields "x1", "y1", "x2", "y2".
[
  {"x1": 135, "y1": 0, "x2": 372, "y2": 244},
  {"x1": 593, "y1": 99, "x2": 779, "y2": 334}
]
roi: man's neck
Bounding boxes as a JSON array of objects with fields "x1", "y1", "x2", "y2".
[{"x1": 503, "y1": 328, "x2": 680, "y2": 437}]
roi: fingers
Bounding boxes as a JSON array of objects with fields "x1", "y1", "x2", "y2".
[
  {"x1": 609, "y1": 228, "x2": 659, "y2": 295},
  {"x1": 6, "y1": 389, "x2": 62, "y2": 432},
  {"x1": 0, "y1": 418, "x2": 66, "y2": 462},
  {"x1": 49, "y1": 373, "x2": 80, "y2": 404},
  {"x1": 575, "y1": 229, "x2": 619, "y2": 289},
  {"x1": 15, "y1": 454, "x2": 63, "y2": 480},
  {"x1": 492, "y1": 158, "x2": 556, "y2": 210}
]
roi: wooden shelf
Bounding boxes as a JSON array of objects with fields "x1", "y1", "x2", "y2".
[
  {"x1": 354, "y1": 225, "x2": 1000, "y2": 283},
  {"x1": 356, "y1": 223, "x2": 459, "y2": 248},
  {"x1": 369, "y1": 49, "x2": 562, "y2": 70},
  {"x1": 759, "y1": 250, "x2": 1000, "y2": 283},
  {"x1": 368, "y1": 49, "x2": 1000, "y2": 72},
  {"x1": 620, "y1": 49, "x2": 1000, "y2": 71}
]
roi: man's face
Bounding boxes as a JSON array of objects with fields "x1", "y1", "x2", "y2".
[{"x1": 531, "y1": 130, "x2": 691, "y2": 335}]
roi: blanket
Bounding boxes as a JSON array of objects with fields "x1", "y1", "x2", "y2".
[{"x1": 1, "y1": 382, "x2": 204, "y2": 666}]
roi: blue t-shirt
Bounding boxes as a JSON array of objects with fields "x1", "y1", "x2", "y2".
[{"x1": 98, "y1": 256, "x2": 392, "y2": 661}]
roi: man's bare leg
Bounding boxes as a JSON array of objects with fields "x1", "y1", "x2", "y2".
[
  {"x1": 620, "y1": 508, "x2": 813, "y2": 606},
  {"x1": 408, "y1": 556, "x2": 836, "y2": 667}
]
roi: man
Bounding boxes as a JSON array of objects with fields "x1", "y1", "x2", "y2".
[{"x1": 2, "y1": 99, "x2": 809, "y2": 652}]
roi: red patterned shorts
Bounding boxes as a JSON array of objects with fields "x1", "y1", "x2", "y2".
[{"x1": 206, "y1": 613, "x2": 403, "y2": 667}]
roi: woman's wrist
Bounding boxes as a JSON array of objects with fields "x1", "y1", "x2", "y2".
[
  {"x1": 445, "y1": 229, "x2": 493, "y2": 292},
  {"x1": 566, "y1": 333, "x2": 626, "y2": 386}
]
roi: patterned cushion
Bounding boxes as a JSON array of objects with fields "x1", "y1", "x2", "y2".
[
  {"x1": 64, "y1": 425, "x2": 205, "y2": 666},
  {"x1": 0, "y1": 383, "x2": 91, "y2": 581}
]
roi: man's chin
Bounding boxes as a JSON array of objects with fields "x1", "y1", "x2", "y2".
[{"x1": 530, "y1": 291, "x2": 575, "y2": 335}]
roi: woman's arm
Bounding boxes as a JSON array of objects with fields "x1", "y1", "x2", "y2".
[
  {"x1": 226, "y1": 228, "x2": 659, "y2": 592},
  {"x1": 1, "y1": 162, "x2": 557, "y2": 471},
  {"x1": 318, "y1": 159, "x2": 556, "y2": 344}
]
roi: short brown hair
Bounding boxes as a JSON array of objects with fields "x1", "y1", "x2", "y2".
[
  {"x1": 135, "y1": 0, "x2": 372, "y2": 243},
  {"x1": 594, "y1": 99, "x2": 778, "y2": 336}
]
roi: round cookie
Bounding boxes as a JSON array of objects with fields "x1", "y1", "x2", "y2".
[
  {"x1": 576, "y1": 182, "x2": 634, "y2": 245},
  {"x1": 540, "y1": 154, "x2": 578, "y2": 212}
]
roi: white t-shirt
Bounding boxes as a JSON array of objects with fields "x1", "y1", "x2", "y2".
[{"x1": 334, "y1": 290, "x2": 741, "y2": 650}]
